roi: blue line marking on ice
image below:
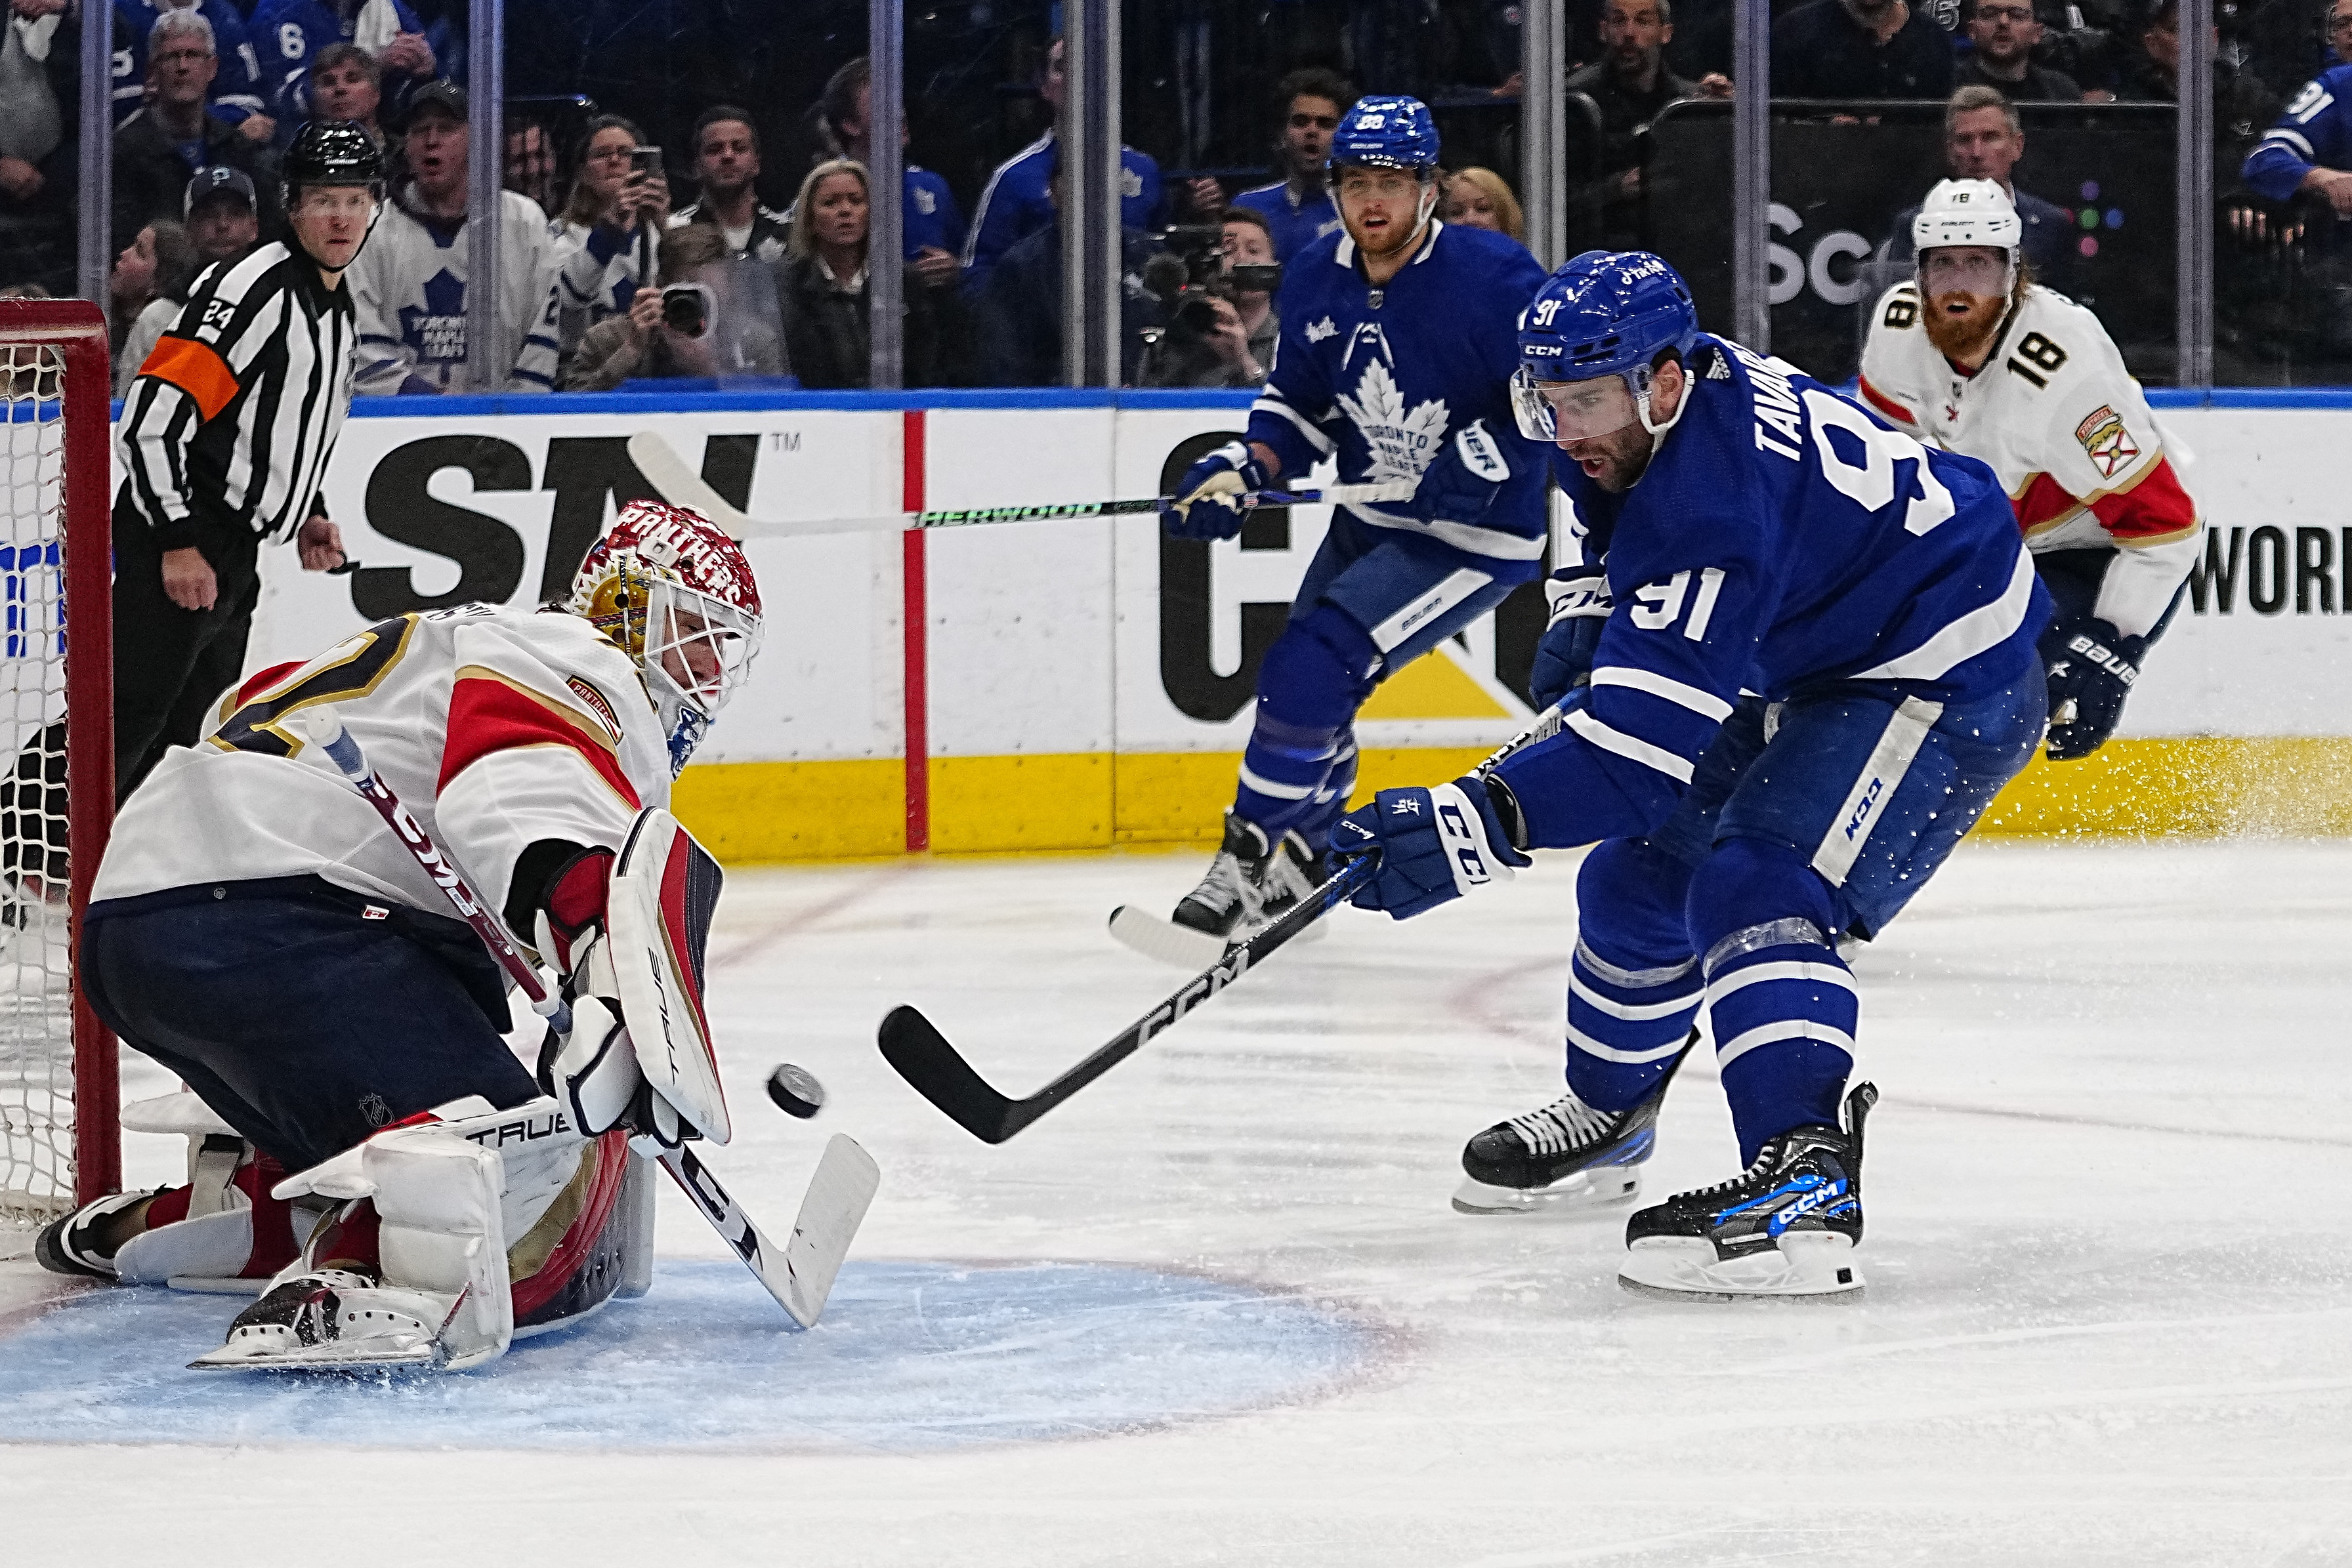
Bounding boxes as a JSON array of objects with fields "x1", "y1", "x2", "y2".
[{"x1": 0, "y1": 1260, "x2": 1374, "y2": 1453}]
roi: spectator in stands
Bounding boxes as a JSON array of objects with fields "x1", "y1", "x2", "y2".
[
  {"x1": 110, "y1": 1, "x2": 272, "y2": 137},
  {"x1": 0, "y1": 0, "x2": 81, "y2": 298},
  {"x1": 674, "y1": 105, "x2": 789, "y2": 264},
  {"x1": 1882, "y1": 85, "x2": 2078, "y2": 291},
  {"x1": 1958, "y1": 1, "x2": 2087, "y2": 98},
  {"x1": 963, "y1": 37, "x2": 1196, "y2": 292},
  {"x1": 182, "y1": 165, "x2": 259, "y2": 267},
  {"x1": 564, "y1": 222, "x2": 788, "y2": 390},
  {"x1": 551, "y1": 114, "x2": 671, "y2": 365},
  {"x1": 304, "y1": 43, "x2": 384, "y2": 147},
  {"x1": 112, "y1": 11, "x2": 277, "y2": 255},
  {"x1": 504, "y1": 119, "x2": 557, "y2": 214},
  {"x1": 1570, "y1": 0, "x2": 1731, "y2": 249},
  {"x1": 2112, "y1": 0, "x2": 2278, "y2": 159},
  {"x1": 1230, "y1": 67, "x2": 1354, "y2": 262},
  {"x1": 1136, "y1": 206, "x2": 1280, "y2": 387},
  {"x1": 2242, "y1": 1, "x2": 2352, "y2": 230},
  {"x1": 249, "y1": 0, "x2": 436, "y2": 136},
  {"x1": 348, "y1": 81, "x2": 564, "y2": 394},
  {"x1": 818, "y1": 58, "x2": 965, "y2": 292},
  {"x1": 110, "y1": 218, "x2": 198, "y2": 395},
  {"x1": 770, "y1": 159, "x2": 946, "y2": 390},
  {"x1": 974, "y1": 163, "x2": 1167, "y2": 385},
  {"x1": 1772, "y1": 0, "x2": 1959, "y2": 98},
  {"x1": 1443, "y1": 167, "x2": 1527, "y2": 243}
]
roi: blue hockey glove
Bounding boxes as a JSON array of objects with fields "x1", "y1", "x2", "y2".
[
  {"x1": 1163, "y1": 440, "x2": 1269, "y2": 541},
  {"x1": 1410, "y1": 418, "x2": 1513, "y2": 526},
  {"x1": 1528, "y1": 566, "x2": 1612, "y2": 710},
  {"x1": 1328, "y1": 776, "x2": 1530, "y2": 920},
  {"x1": 2040, "y1": 615, "x2": 2144, "y2": 762}
]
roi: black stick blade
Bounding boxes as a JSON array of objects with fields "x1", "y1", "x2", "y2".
[{"x1": 877, "y1": 1004, "x2": 1024, "y2": 1144}]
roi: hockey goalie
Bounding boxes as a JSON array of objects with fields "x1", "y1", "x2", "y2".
[{"x1": 35, "y1": 500, "x2": 763, "y2": 1371}]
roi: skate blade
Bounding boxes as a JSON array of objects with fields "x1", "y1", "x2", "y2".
[
  {"x1": 1450, "y1": 1166, "x2": 1642, "y2": 1215},
  {"x1": 189, "y1": 1336, "x2": 442, "y2": 1371},
  {"x1": 1108, "y1": 907, "x2": 1230, "y2": 970},
  {"x1": 1616, "y1": 1233, "x2": 1864, "y2": 1302},
  {"x1": 167, "y1": 1275, "x2": 272, "y2": 1296}
]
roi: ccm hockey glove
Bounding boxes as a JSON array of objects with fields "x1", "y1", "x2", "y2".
[
  {"x1": 2041, "y1": 615, "x2": 2145, "y2": 762},
  {"x1": 1328, "y1": 775, "x2": 1530, "y2": 920},
  {"x1": 1528, "y1": 566, "x2": 1612, "y2": 710}
]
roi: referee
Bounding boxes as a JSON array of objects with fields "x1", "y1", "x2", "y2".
[{"x1": 110, "y1": 121, "x2": 385, "y2": 801}]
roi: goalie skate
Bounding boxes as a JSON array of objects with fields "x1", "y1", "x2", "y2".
[
  {"x1": 190, "y1": 1269, "x2": 450, "y2": 1371},
  {"x1": 1450, "y1": 1038, "x2": 1691, "y2": 1215},
  {"x1": 1617, "y1": 1082, "x2": 1878, "y2": 1301}
]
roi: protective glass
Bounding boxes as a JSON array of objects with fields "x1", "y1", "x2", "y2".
[
  {"x1": 1509, "y1": 366, "x2": 1641, "y2": 442},
  {"x1": 1919, "y1": 249, "x2": 2009, "y2": 297}
]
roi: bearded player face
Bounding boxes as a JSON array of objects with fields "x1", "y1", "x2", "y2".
[{"x1": 1919, "y1": 245, "x2": 2011, "y2": 360}]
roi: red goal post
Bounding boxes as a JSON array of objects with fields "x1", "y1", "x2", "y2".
[{"x1": 0, "y1": 299, "x2": 117, "y2": 1224}]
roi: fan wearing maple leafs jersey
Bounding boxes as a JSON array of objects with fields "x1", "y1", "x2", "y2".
[
  {"x1": 1858, "y1": 180, "x2": 2202, "y2": 760},
  {"x1": 1154, "y1": 96, "x2": 1551, "y2": 948}
]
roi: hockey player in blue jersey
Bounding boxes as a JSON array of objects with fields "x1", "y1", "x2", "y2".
[
  {"x1": 1328, "y1": 253, "x2": 2051, "y2": 1299},
  {"x1": 1152, "y1": 96, "x2": 1551, "y2": 951}
]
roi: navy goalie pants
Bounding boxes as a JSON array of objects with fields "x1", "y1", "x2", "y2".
[
  {"x1": 82, "y1": 876, "x2": 541, "y2": 1174},
  {"x1": 1559, "y1": 672, "x2": 2048, "y2": 1163}
]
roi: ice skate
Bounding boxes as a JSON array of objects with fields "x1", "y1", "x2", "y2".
[
  {"x1": 1112, "y1": 812, "x2": 1328, "y2": 968},
  {"x1": 32, "y1": 1188, "x2": 161, "y2": 1279},
  {"x1": 190, "y1": 1268, "x2": 448, "y2": 1371},
  {"x1": 1451, "y1": 1038, "x2": 1692, "y2": 1214},
  {"x1": 1617, "y1": 1082, "x2": 1878, "y2": 1301}
]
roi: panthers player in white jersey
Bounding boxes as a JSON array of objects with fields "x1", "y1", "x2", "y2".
[
  {"x1": 1858, "y1": 178, "x2": 2202, "y2": 760},
  {"x1": 37, "y1": 502, "x2": 763, "y2": 1370}
]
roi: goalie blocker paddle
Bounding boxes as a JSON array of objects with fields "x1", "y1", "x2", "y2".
[
  {"x1": 287, "y1": 712, "x2": 879, "y2": 1329},
  {"x1": 879, "y1": 854, "x2": 1379, "y2": 1144},
  {"x1": 625, "y1": 429, "x2": 1413, "y2": 541}
]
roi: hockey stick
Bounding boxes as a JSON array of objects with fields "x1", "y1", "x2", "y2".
[
  {"x1": 289, "y1": 712, "x2": 878, "y2": 1329},
  {"x1": 878, "y1": 854, "x2": 1379, "y2": 1144},
  {"x1": 625, "y1": 429, "x2": 1412, "y2": 542}
]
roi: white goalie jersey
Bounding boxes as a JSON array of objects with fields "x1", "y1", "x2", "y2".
[
  {"x1": 93, "y1": 605, "x2": 673, "y2": 926},
  {"x1": 1858, "y1": 282, "x2": 2203, "y2": 638}
]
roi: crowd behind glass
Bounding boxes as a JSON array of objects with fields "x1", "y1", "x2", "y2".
[{"x1": 5, "y1": 0, "x2": 2349, "y2": 391}]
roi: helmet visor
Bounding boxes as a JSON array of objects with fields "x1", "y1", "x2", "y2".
[
  {"x1": 1918, "y1": 247, "x2": 2009, "y2": 297},
  {"x1": 1510, "y1": 366, "x2": 1641, "y2": 444},
  {"x1": 646, "y1": 577, "x2": 763, "y2": 719}
]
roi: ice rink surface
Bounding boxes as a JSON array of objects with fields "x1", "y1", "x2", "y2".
[{"x1": 5, "y1": 837, "x2": 2349, "y2": 1565}]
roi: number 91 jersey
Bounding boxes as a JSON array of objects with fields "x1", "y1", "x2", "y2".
[{"x1": 91, "y1": 604, "x2": 673, "y2": 929}]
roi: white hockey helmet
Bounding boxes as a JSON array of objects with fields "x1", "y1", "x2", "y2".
[{"x1": 1912, "y1": 178, "x2": 2023, "y2": 253}]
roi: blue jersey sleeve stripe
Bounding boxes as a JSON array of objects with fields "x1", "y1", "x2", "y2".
[
  {"x1": 1564, "y1": 709, "x2": 1696, "y2": 784},
  {"x1": 1850, "y1": 548, "x2": 2038, "y2": 682},
  {"x1": 1589, "y1": 665, "x2": 1736, "y2": 722},
  {"x1": 1250, "y1": 394, "x2": 1334, "y2": 453},
  {"x1": 2261, "y1": 129, "x2": 2315, "y2": 159}
]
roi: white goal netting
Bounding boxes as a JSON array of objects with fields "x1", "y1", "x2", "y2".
[{"x1": 0, "y1": 338, "x2": 82, "y2": 1226}]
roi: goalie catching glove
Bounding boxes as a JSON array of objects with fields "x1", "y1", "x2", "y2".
[{"x1": 525, "y1": 808, "x2": 732, "y2": 1149}]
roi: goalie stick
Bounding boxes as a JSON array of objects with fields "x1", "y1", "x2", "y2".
[
  {"x1": 625, "y1": 429, "x2": 1413, "y2": 541},
  {"x1": 889, "y1": 700, "x2": 1577, "y2": 1138},
  {"x1": 879, "y1": 854, "x2": 1379, "y2": 1144},
  {"x1": 290, "y1": 712, "x2": 879, "y2": 1329}
]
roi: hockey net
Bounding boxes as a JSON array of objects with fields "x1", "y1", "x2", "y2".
[{"x1": 0, "y1": 300, "x2": 116, "y2": 1227}]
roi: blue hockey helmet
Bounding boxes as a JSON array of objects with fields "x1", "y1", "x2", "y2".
[
  {"x1": 1511, "y1": 251, "x2": 1701, "y2": 443},
  {"x1": 1327, "y1": 95, "x2": 1442, "y2": 175}
]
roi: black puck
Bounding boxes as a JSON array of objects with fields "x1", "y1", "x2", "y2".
[{"x1": 765, "y1": 1062, "x2": 826, "y2": 1119}]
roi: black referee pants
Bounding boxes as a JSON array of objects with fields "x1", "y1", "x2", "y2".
[{"x1": 108, "y1": 494, "x2": 262, "y2": 802}]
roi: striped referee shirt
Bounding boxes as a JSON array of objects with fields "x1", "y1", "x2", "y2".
[{"x1": 117, "y1": 241, "x2": 356, "y2": 550}]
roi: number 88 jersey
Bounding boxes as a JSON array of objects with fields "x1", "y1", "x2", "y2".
[{"x1": 1856, "y1": 280, "x2": 2202, "y2": 639}]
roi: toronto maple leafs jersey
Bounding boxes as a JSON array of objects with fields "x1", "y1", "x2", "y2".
[
  {"x1": 1247, "y1": 220, "x2": 1552, "y2": 564},
  {"x1": 348, "y1": 188, "x2": 564, "y2": 395},
  {"x1": 91, "y1": 604, "x2": 669, "y2": 930},
  {"x1": 1492, "y1": 336, "x2": 2051, "y2": 852},
  {"x1": 961, "y1": 130, "x2": 1163, "y2": 291},
  {"x1": 1858, "y1": 281, "x2": 2201, "y2": 638}
]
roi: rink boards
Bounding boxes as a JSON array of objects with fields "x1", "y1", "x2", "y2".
[{"x1": 213, "y1": 390, "x2": 2352, "y2": 859}]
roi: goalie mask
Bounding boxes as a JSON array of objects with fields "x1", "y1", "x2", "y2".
[{"x1": 568, "y1": 500, "x2": 764, "y2": 775}]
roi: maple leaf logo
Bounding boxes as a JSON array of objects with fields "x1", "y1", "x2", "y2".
[{"x1": 1335, "y1": 359, "x2": 1450, "y2": 485}]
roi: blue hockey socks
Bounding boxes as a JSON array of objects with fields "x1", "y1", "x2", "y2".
[
  {"x1": 1561, "y1": 840, "x2": 1704, "y2": 1112},
  {"x1": 1234, "y1": 605, "x2": 1381, "y2": 850}
]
